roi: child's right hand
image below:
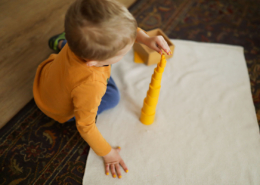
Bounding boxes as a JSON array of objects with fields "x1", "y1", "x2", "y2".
[{"x1": 102, "y1": 147, "x2": 128, "y2": 179}]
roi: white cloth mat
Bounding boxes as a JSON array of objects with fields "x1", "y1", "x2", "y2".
[{"x1": 83, "y1": 40, "x2": 260, "y2": 185}]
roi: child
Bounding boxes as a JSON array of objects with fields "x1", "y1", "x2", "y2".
[{"x1": 33, "y1": 0, "x2": 171, "y2": 179}]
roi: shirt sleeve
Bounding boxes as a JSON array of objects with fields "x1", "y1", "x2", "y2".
[
  {"x1": 135, "y1": 27, "x2": 147, "y2": 43},
  {"x1": 137, "y1": 27, "x2": 147, "y2": 33},
  {"x1": 71, "y1": 81, "x2": 112, "y2": 156}
]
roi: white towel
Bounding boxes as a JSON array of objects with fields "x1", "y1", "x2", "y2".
[{"x1": 83, "y1": 40, "x2": 260, "y2": 185}]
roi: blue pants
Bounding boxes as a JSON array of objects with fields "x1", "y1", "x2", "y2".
[{"x1": 60, "y1": 40, "x2": 120, "y2": 122}]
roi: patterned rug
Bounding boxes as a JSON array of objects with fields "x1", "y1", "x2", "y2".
[{"x1": 1, "y1": 0, "x2": 259, "y2": 184}]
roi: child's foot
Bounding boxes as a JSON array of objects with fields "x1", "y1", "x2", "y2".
[{"x1": 48, "y1": 32, "x2": 66, "y2": 52}]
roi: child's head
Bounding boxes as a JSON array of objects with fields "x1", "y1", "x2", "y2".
[{"x1": 65, "y1": 0, "x2": 137, "y2": 65}]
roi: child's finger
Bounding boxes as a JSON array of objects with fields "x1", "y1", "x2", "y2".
[
  {"x1": 157, "y1": 42, "x2": 170, "y2": 55},
  {"x1": 116, "y1": 146, "x2": 121, "y2": 152},
  {"x1": 105, "y1": 164, "x2": 110, "y2": 176},
  {"x1": 162, "y1": 40, "x2": 171, "y2": 55},
  {"x1": 110, "y1": 164, "x2": 116, "y2": 178},
  {"x1": 156, "y1": 36, "x2": 170, "y2": 55},
  {"x1": 119, "y1": 159, "x2": 128, "y2": 173},
  {"x1": 115, "y1": 163, "x2": 122, "y2": 179}
]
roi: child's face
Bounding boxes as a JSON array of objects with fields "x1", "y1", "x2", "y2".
[{"x1": 85, "y1": 42, "x2": 134, "y2": 67}]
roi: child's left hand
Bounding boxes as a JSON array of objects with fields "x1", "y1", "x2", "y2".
[{"x1": 143, "y1": 36, "x2": 172, "y2": 55}]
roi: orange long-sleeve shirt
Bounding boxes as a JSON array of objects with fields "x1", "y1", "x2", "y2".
[
  {"x1": 33, "y1": 28, "x2": 142, "y2": 156},
  {"x1": 33, "y1": 43, "x2": 112, "y2": 156}
]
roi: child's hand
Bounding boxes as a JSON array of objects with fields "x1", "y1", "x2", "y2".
[
  {"x1": 103, "y1": 147, "x2": 128, "y2": 179},
  {"x1": 144, "y1": 36, "x2": 172, "y2": 55},
  {"x1": 136, "y1": 29, "x2": 172, "y2": 55}
]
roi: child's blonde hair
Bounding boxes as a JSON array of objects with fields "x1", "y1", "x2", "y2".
[{"x1": 65, "y1": 0, "x2": 137, "y2": 61}]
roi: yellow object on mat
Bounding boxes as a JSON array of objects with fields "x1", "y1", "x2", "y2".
[
  {"x1": 134, "y1": 51, "x2": 144, "y2": 64},
  {"x1": 140, "y1": 54, "x2": 167, "y2": 125}
]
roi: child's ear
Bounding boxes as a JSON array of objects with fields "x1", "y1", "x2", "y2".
[{"x1": 86, "y1": 61, "x2": 97, "y2": 67}]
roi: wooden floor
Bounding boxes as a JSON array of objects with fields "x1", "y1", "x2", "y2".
[{"x1": 0, "y1": 0, "x2": 136, "y2": 128}]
